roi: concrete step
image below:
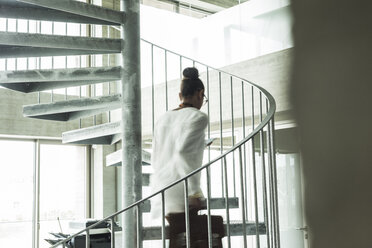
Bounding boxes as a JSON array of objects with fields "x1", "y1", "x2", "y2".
[
  {"x1": 0, "y1": 0, "x2": 124, "y2": 26},
  {"x1": 0, "y1": 66, "x2": 121, "y2": 93},
  {"x1": 23, "y1": 94, "x2": 121, "y2": 121},
  {"x1": 142, "y1": 220, "x2": 266, "y2": 240},
  {"x1": 106, "y1": 149, "x2": 152, "y2": 167},
  {"x1": 0, "y1": 31, "x2": 122, "y2": 58},
  {"x1": 141, "y1": 197, "x2": 239, "y2": 213},
  {"x1": 62, "y1": 121, "x2": 121, "y2": 145}
]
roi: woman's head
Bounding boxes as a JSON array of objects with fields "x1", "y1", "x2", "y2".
[{"x1": 179, "y1": 67, "x2": 205, "y2": 109}]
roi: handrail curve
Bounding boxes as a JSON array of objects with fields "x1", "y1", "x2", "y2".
[{"x1": 50, "y1": 39, "x2": 277, "y2": 248}]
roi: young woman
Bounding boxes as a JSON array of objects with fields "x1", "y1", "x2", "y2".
[{"x1": 150, "y1": 67, "x2": 212, "y2": 247}]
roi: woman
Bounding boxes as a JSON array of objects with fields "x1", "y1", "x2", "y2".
[{"x1": 150, "y1": 67, "x2": 211, "y2": 247}]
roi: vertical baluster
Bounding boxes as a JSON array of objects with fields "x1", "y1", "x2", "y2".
[
  {"x1": 51, "y1": 22, "x2": 54, "y2": 103},
  {"x1": 86, "y1": 230, "x2": 90, "y2": 248},
  {"x1": 165, "y1": 51, "x2": 168, "y2": 111},
  {"x1": 184, "y1": 180, "x2": 191, "y2": 248},
  {"x1": 79, "y1": 24, "x2": 82, "y2": 129},
  {"x1": 266, "y1": 100, "x2": 275, "y2": 248},
  {"x1": 151, "y1": 45, "x2": 155, "y2": 133},
  {"x1": 206, "y1": 67, "x2": 211, "y2": 162},
  {"x1": 251, "y1": 87, "x2": 260, "y2": 248},
  {"x1": 161, "y1": 191, "x2": 166, "y2": 248},
  {"x1": 206, "y1": 166, "x2": 212, "y2": 248},
  {"x1": 223, "y1": 156, "x2": 231, "y2": 248},
  {"x1": 38, "y1": 20, "x2": 41, "y2": 104},
  {"x1": 180, "y1": 56, "x2": 182, "y2": 80},
  {"x1": 238, "y1": 146, "x2": 248, "y2": 248},
  {"x1": 230, "y1": 76, "x2": 236, "y2": 197},
  {"x1": 136, "y1": 205, "x2": 142, "y2": 248},
  {"x1": 111, "y1": 217, "x2": 116, "y2": 248},
  {"x1": 269, "y1": 117, "x2": 280, "y2": 248},
  {"x1": 62, "y1": 242, "x2": 66, "y2": 248},
  {"x1": 260, "y1": 93, "x2": 271, "y2": 248},
  {"x1": 219, "y1": 72, "x2": 224, "y2": 197},
  {"x1": 242, "y1": 81, "x2": 249, "y2": 219}
]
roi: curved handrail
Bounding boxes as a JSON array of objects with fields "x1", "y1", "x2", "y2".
[{"x1": 51, "y1": 40, "x2": 277, "y2": 248}]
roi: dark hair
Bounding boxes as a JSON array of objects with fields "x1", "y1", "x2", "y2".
[{"x1": 180, "y1": 67, "x2": 204, "y2": 98}]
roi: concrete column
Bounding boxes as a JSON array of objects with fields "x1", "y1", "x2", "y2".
[
  {"x1": 291, "y1": 1, "x2": 372, "y2": 247},
  {"x1": 121, "y1": 0, "x2": 142, "y2": 247}
]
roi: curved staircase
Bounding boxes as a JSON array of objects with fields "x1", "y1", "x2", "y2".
[{"x1": 0, "y1": 1, "x2": 280, "y2": 247}]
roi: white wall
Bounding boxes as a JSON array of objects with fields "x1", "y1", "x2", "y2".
[{"x1": 140, "y1": 0, "x2": 292, "y2": 79}]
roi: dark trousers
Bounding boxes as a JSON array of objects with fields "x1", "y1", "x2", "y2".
[{"x1": 166, "y1": 210, "x2": 225, "y2": 248}]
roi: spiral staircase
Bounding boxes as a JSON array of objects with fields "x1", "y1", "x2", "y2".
[{"x1": 0, "y1": 1, "x2": 280, "y2": 247}]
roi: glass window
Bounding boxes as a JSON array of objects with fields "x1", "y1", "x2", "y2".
[
  {"x1": 0, "y1": 140, "x2": 34, "y2": 247},
  {"x1": 39, "y1": 143, "x2": 87, "y2": 248}
]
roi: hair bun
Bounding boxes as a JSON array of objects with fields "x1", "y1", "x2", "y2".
[{"x1": 183, "y1": 67, "x2": 199, "y2": 79}]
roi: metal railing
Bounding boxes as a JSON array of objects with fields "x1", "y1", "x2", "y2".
[{"x1": 50, "y1": 39, "x2": 280, "y2": 248}]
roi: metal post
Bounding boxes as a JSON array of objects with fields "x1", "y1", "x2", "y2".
[
  {"x1": 219, "y1": 72, "x2": 224, "y2": 197},
  {"x1": 238, "y1": 147, "x2": 247, "y2": 248},
  {"x1": 32, "y1": 140, "x2": 40, "y2": 248},
  {"x1": 251, "y1": 87, "x2": 260, "y2": 248},
  {"x1": 206, "y1": 166, "x2": 212, "y2": 248},
  {"x1": 260, "y1": 93, "x2": 271, "y2": 248},
  {"x1": 121, "y1": 0, "x2": 142, "y2": 248},
  {"x1": 230, "y1": 76, "x2": 236, "y2": 197},
  {"x1": 269, "y1": 117, "x2": 280, "y2": 248},
  {"x1": 266, "y1": 100, "x2": 275, "y2": 248},
  {"x1": 223, "y1": 156, "x2": 231, "y2": 248},
  {"x1": 161, "y1": 192, "x2": 166, "y2": 248},
  {"x1": 86, "y1": 230, "x2": 90, "y2": 248},
  {"x1": 110, "y1": 217, "x2": 116, "y2": 248},
  {"x1": 184, "y1": 180, "x2": 191, "y2": 248}
]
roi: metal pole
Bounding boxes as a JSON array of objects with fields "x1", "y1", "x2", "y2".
[
  {"x1": 238, "y1": 147, "x2": 248, "y2": 248},
  {"x1": 269, "y1": 117, "x2": 280, "y2": 248},
  {"x1": 184, "y1": 180, "x2": 191, "y2": 248},
  {"x1": 251, "y1": 87, "x2": 260, "y2": 248},
  {"x1": 260, "y1": 93, "x2": 271, "y2": 248},
  {"x1": 86, "y1": 230, "x2": 90, "y2": 248},
  {"x1": 223, "y1": 156, "x2": 231, "y2": 248},
  {"x1": 111, "y1": 217, "x2": 116, "y2": 248},
  {"x1": 266, "y1": 100, "x2": 275, "y2": 248},
  {"x1": 121, "y1": 1, "x2": 142, "y2": 248},
  {"x1": 230, "y1": 76, "x2": 236, "y2": 197},
  {"x1": 151, "y1": 45, "x2": 155, "y2": 133},
  {"x1": 219, "y1": 72, "x2": 224, "y2": 197},
  {"x1": 165, "y1": 51, "x2": 168, "y2": 111},
  {"x1": 161, "y1": 192, "x2": 166, "y2": 248},
  {"x1": 206, "y1": 166, "x2": 212, "y2": 248},
  {"x1": 32, "y1": 140, "x2": 40, "y2": 248}
]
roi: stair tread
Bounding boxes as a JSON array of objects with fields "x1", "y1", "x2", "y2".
[
  {"x1": 62, "y1": 121, "x2": 121, "y2": 145},
  {"x1": 142, "y1": 221, "x2": 266, "y2": 240},
  {"x1": 23, "y1": 94, "x2": 121, "y2": 121},
  {"x1": 0, "y1": 0, "x2": 124, "y2": 25},
  {"x1": 0, "y1": 66, "x2": 122, "y2": 93},
  {"x1": 140, "y1": 197, "x2": 240, "y2": 213},
  {"x1": 106, "y1": 149, "x2": 152, "y2": 167},
  {"x1": 0, "y1": 31, "x2": 122, "y2": 58}
]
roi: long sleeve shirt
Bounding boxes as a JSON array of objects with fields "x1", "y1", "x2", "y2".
[{"x1": 150, "y1": 107, "x2": 208, "y2": 218}]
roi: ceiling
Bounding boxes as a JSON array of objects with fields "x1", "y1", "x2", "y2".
[{"x1": 141, "y1": 0, "x2": 249, "y2": 18}]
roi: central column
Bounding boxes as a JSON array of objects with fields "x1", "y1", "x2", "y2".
[{"x1": 121, "y1": 0, "x2": 142, "y2": 247}]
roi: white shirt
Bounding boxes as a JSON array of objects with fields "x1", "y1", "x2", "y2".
[{"x1": 150, "y1": 107, "x2": 208, "y2": 218}]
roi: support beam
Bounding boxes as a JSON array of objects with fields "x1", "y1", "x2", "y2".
[
  {"x1": 0, "y1": 32, "x2": 122, "y2": 58},
  {"x1": 121, "y1": 0, "x2": 142, "y2": 247}
]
